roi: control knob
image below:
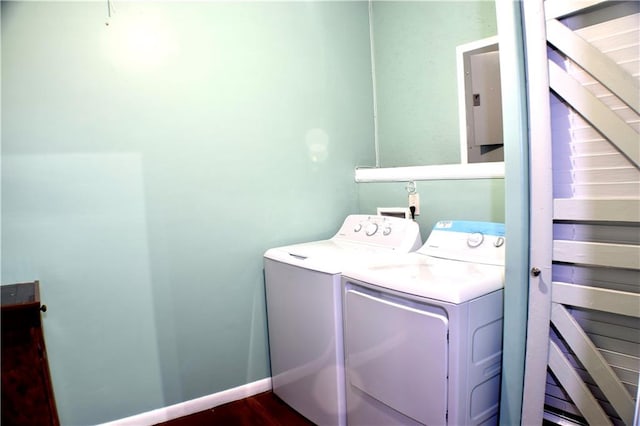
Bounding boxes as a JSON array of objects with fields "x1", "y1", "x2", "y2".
[
  {"x1": 365, "y1": 222, "x2": 378, "y2": 236},
  {"x1": 467, "y1": 232, "x2": 484, "y2": 248}
]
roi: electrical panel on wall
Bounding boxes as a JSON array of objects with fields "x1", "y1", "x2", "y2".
[
  {"x1": 470, "y1": 50, "x2": 503, "y2": 146},
  {"x1": 457, "y1": 36, "x2": 505, "y2": 164}
]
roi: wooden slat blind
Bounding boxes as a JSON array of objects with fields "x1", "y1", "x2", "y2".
[
  {"x1": 549, "y1": 61, "x2": 639, "y2": 167},
  {"x1": 544, "y1": 1, "x2": 609, "y2": 20},
  {"x1": 546, "y1": 18, "x2": 640, "y2": 113},
  {"x1": 551, "y1": 303, "x2": 636, "y2": 425},
  {"x1": 543, "y1": 4, "x2": 640, "y2": 425},
  {"x1": 552, "y1": 283, "x2": 640, "y2": 318}
]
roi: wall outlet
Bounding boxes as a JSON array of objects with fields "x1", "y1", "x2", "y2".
[{"x1": 408, "y1": 193, "x2": 420, "y2": 216}]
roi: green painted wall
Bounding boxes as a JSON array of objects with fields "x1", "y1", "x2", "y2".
[
  {"x1": 372, "y1": 0, "x2": 497, "y2": 167},
  {"x1": 1, "y1": 1, "x2": 374, "y2": 424}
]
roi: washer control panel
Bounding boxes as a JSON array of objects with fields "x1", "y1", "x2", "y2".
[
  {"x1": 352, "y1": 217, "x2": 392, "y2": 237},
  {"x1": 335, "y1": 215, "x2": 422, "y2": 251},
  {"x1": 364, "y1": 222, "x2": 379, "y2": 236}
]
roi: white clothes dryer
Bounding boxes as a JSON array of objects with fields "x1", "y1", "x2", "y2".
[
  {"x1": 264, "y1": 215, "x2": 422, "y2": 426},
  {"x1": 341, "y1": 220, "x2": 506, "y2": 426}
]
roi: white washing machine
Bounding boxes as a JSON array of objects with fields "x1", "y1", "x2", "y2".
[
  {"x1": 264, "y1": 215, "x2": 422, "y2": 426},
  {"x1": 341, "y1": 220, "x2": 506, "y2": 426}
]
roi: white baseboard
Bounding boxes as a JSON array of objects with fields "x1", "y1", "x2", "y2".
[{"x1": 101, "y1": 377, "x2": 272, "y2": 425}]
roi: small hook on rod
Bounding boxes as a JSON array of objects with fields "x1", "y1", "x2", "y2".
[{"x1": 405, "y1": 181, "x2": 417, "y2": 194}]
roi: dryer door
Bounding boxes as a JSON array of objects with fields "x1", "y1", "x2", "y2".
[{"x1": 345, "y1": 288, "x2": 449, "y2": 425}]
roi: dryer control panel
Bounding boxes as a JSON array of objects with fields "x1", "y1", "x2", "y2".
[
  {"x1": 334, "y1": 215, "x2": 422, "y2": 252},
  {"x1": 418, "y1": 220, "x2": 505, "y2": 266}
]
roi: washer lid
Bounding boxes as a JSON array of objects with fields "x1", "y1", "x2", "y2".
[
  {"x1": 264, "y1": 240, "x2": 400, "y2": 275},
  {"x1": 342, "y1": 253, "x2": 504, "y2": 304}
]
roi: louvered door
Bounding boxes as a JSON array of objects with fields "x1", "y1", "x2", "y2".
[{"x1": 522, "y1": 1, "x2": 640, "y2": 425}]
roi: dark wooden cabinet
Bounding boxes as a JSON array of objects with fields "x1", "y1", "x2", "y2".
[{"x1": 1, "y1": 281, "x2": 59, "y2": 426}]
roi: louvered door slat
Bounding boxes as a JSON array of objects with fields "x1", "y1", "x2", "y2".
[
  {"x1": 544, "y1": 0, "x2": 609, "y2": 20},
  {"x1": 554, "y1": 241, "x2": 640, "y2": 269},
  {"x1": 549, "y1": 61, "x2": 640, "y2": 167},
  {"x1": 548, "y1": 341, "x2": 614, "y2": 426},
  {"x1": 554, "y1": 199, "x2": 640, "y2": 222},
  {"x1": 551, "y1": 303, "x2": 636, "y2": 425},
  {"x1": 546, "y1": 19, "x2": 639, "y2": 112},
  {"x1": 552, "y1": 282, "x2": 640, "y2": 318}
]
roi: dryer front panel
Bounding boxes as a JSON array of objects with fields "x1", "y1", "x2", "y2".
[{"x1": 344, "y1": 288, "x2": 449, "y2": 425}]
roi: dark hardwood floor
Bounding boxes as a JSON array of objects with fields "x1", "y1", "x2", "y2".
[{"x1": 155, "y1": 391, "x2": 315, "y2": 426}]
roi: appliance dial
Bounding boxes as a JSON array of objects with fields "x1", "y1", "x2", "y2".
[
  {"x1": 354, "y1": 223, "x2": 363, "y2": 232},
  {"x1": 383, "y1": 226, "x2": 392, "y2": 236},
  {"x1": 365, "y1": 222, "x2": 378, "y2": 236},
  {"x1": 494, "y1": 236, "x2": 505, "y2": 247},
  {"x1": 467, "y1": 232, "x2": 484, "y2": 247}
]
